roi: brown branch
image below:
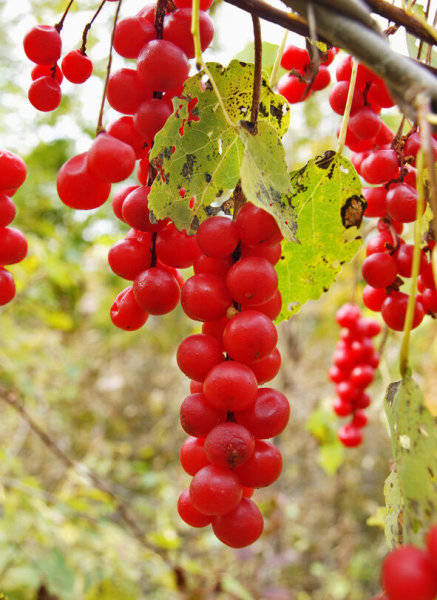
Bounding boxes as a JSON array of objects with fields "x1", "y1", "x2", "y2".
[
  {"x1": 251, "y1": 14, "x2": 262, "y2": 126},
  {"x1": 366, "y1": 0, "x2": 437, "y2": 47},
  {"x1": 223, "y1": 0, "x2": 316, "y2": 39},
  {"x1": 0, "y1": 387, "x2": 181, "y2": 579},
  {"x1": 280, "y1": 0, "x2": 437, "y2": 123}
]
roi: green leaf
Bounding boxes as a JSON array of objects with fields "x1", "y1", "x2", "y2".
[
  {"x1": 235, "y1": 41, "x2": 287, "y2": 80},
  {"x1": 275, "y1": 151, "x2": 365, "y2": 322},
  {"x1": 384, "y1": 378, "x2": 437, "y2": 545},
  {"x1": 239, "y1": 121, "x2": 297, "y2": 242},
  {"x1": 383, "y1": 470, "x2": 403, "y2": 550},
  {"x1": 149, "y1": 60, "x2": 290, "y2": 232}
]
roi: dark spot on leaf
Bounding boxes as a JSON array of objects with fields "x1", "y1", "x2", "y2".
[
  {"x1": 270, "y1": 102, "x2": 283, "y2": 126},
  {"x1": 315, "y1": 150, "x2": 336, "y2": 169},
  {"x1": 205, "y1": 79, "x2": 213, "y2": 91},
  {"x1": 323, "y1": 287, "x2": 328, "y2": 292},
  {"x1": 205, "y1": 173, "x2": 212, "y2": 183},
  {"x1": 259, "y1": 103, "x2": 268, "y2": 117},
  {"x1": 181, "y1": 154, "x2": 196, "y2": 180},
  {"x1": 341, "y1": 194, "x2": 367, "y2": 229}
]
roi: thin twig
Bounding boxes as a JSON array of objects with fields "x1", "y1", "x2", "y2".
[
  {"x1": 365, "y1": 0, "x2": 437, "y2": 46},
  {"x1": 270, "y1": 29, "x2": 288, "y2": 88},
  {"x1": 55, "y1": 0, "x2": 75, "y2": 32},
  {"x1": 336, "y1": 58, "x2": 358, "y2": 155},
  {"x1": 80, "y1": 0, "x2": 107, "y2": 54},
  {"x1": 250, "y1": 14, "x2": 262, "y2": 127},
  {"x1": 0, "y1": 387, "x2": 179, "y2": 574},
  {"x1": 96, "y1": 0, "x2": 123, "y2": 135}
]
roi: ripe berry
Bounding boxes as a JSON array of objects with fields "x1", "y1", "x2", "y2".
[
  {"x1": 57, "y1": 153, "x2": 111, "y2": 210},
  {"x1": 212, "y1": 498, "x2": 264, "y2": 547},
  {"x1": 28, "y1": 76, "x2": 62, "y2": 112},
  {"x1": 178, "y1": 489, "x2": 212, "y2": 527},
  {"x1": 61, "y1": 50, "x2": 93, "y2": 84},
  {"x1": 189, "y1": 464, "x2": 242, "y2": 515},
  {"x1": 137, "y1": 40, "x2": 190, "y2": 92},
  {"x1": 223, "y1": 309, "x2": 277, "y2": 364},
  {"x1": 23, "y1": 25, "x2": 62, "y2": 65},
  {"x1": 133, "y1": 267, "x2": 181, "y2": 315},
  {"x1": 203, "y1": 361, "x2": 258, "y2": 412},
  {"x1": 87, "y1": 133, "x2": 136, "y2": 183},
  {"x1": 110, "y1": 286, "x2": 148, "y2": 330},
  {"x1": 205, "y1": 422, "x2": 255, "y2": 469},
  {"x1": 176, "y1": 334, "x2": 224, "y2": 382},
  {"x1": 382, "y1": 545, "x2": 437, "y2": 600}
]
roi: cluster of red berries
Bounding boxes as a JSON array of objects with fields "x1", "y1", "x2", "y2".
[
  {"x1": 371, "y1": 524, "x2": 437, "y2": 600},
  {"x1": 108, "y1": 198, "x2": 198, "y2": 330},
  {"x1": 0, "y1": 150, "x2": 28, "y2": 306},
  {"x1": 276, "y1": 44, "x2": 337, "y2": 104},
  {"x1": 328, "y1": 303, "x2": 380, "y2": 447},
  {"x1": 23, "y1": 24, "x2": 93, "y2": 112},
  {"x1": 52, "y1": 1, "x2": 212, "y2": 206},
  {"x1": 329, "y1": 54, "x2": 436, "y2": 332},
  {"x1": 176, "y1": 204, "x2": 289, "y2": 548}
]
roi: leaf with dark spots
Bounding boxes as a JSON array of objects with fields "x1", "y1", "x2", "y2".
[{"x1": 276, "y1": 152, "x2": 363, "y2": 322}]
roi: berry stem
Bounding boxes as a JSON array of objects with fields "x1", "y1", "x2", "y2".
[
  {"x1": 96, "y1": 0, "x2": 123, "y2": 136},
  {"x1": 154, "y1": 0, "x2": 169, "y2": 40},
  {"x1": 399, "y1": 150, "x2": 425, "y2": 378},
  {"x1": 270, "y1": 29, "x2": 288, "y2": 89},
  {"x1": 250, "y1": 14, "x2": 262, "y2": 128},
  {"x1": 191, "y1": 1, "x2": 237, "y2": 130},
  {"x1": 336, "y1": 57, "x2": 358, "y2": 156},
  {"x1": 417, "y1": 93, "x2": 437, "y2": 246},
  {"x1": 55, "y1": 0, "x2": 75, "y2": 33},
  {"x1": 80, "y1": 0, "x2": 107, "y2": 54}
]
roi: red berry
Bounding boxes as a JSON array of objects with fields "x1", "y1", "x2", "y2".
[
  {"x1": 61, "y1": 50, "x2": 93, "y2": 83},
  {"x1": 28, "y1": 76, "x2": 62, "y2": 112},
  {"x1": 382, "y1": 545, "x2": 437, "y2": 600},
  {"x1": 23, "y1": 25, "x2": 62, "y2": 65},
  {"x1": 57, "y1": 152, "x2": 111, "y2": 210},
  {"x1": 212, "y1": 498, "x2": 264, "y2": 547}
]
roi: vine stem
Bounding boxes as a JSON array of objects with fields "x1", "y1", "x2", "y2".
[
  {"x1": 96, "y1": 0, "x2": 123, "y2": 135},
  {"x1": 0, "y1": 386, "x2": 183, "y2": 582},
  {"x1": 191, "y1": 0, "x2": 237, "y2": 130},
  {"x1": 399, "y1": 151, "x2": 425, "y2": 378},
  {"x1": 270, "y1": 29, "x2": 288, "y2": 88},
  {"x1": 336, "y1": 58, "x2": 358, "y2": 155},
  {"x1": 250, "y1": 14, "x2": 262, "y2": 127},
  {"x1": 80, "y1": 0, "x2": 107, "y2": 55}
]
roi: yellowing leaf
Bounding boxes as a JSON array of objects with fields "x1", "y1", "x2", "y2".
[
  {"x1": 149, "y1": 61, "x2": 290, "y2": 232},
  {"x1": 384, "y1": 378, "x2": 437, "y2": 545},
  {"x1": 239, "y1": 121, "x2": 297, "y2": 242},
  {"x1": 275, "y1": 151, "x2": 364, "y2": 322}
]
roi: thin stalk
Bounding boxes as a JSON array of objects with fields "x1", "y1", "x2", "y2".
[
  {"x1": 96, "y1": 0, "x2": 123, "y2": 135},
  {"x1": 418, "y1": 94, "x2": 437, "y2": 247},
  {"x1": 270, "y1": 29, "x2": 288, "y2": 88},
  {"x1": 250, "y1": 14, "x2": 262, "y2": 127},
  {"x1": 191, "y1": 0, "x2": 237, "y2": 129},
  {"x1": 399, "y1": 151, "x2": 425, "y2": 378},
  {"x1": 81, "y1": 0, "x2": 107, "y2": 54},
  {"x1": 336, "y1": 58, "x2": 358, "y2": 155},
  {"x1": 55, "y1": 0, "x2": 75, "y2": 32}
]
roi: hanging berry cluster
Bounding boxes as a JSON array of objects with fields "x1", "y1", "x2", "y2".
[
  {"x1": 328, "y1": 303, "x2": 381, "y2": 447},
  {"x1": 276, "y1": 44, "x2": 336, "y2": 104},
  {"x1": 327, "y1": 54, "x2": 436, "y2": 333},
  {"x1": 0, "y1": 150, "x2": 28, "y2": 306},
  {"x1": 176, "y1": 205, "x2": 290, "y2": 547}
]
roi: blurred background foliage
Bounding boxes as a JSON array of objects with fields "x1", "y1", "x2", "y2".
[{"x1": 1, "y1": 1, "x2": 437, "y2": 599}]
